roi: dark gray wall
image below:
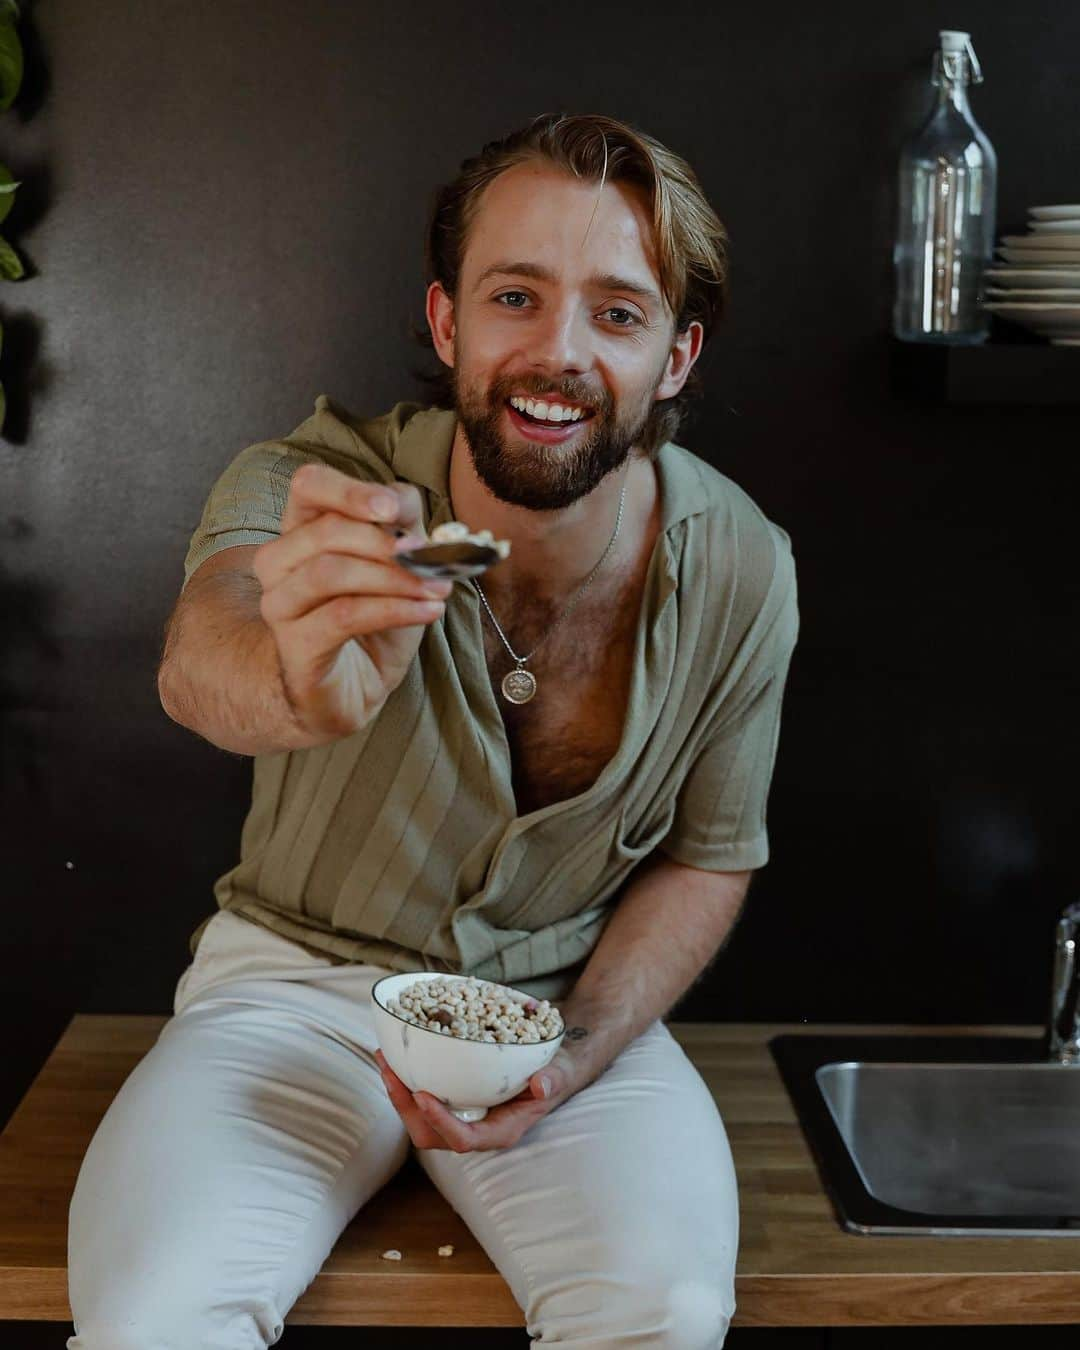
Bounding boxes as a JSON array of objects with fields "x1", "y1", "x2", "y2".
[{"x1": 2, "y1": 0, "x2": 1078, "y2": 1044}]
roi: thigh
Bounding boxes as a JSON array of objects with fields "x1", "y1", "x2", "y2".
[
  {"x1": 418, "y1": 1020, "x2": 739, "y2": 1349},
  {"x1": 68, "y1": 959, "x2": 410, "y2": 1350}
]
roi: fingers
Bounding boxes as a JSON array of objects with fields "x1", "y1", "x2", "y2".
[
  {"x1": 275, "y1": 596, "x2": 450, "y2": 674},
  {"x1": 260, "y1": 551, "x2": 452, "y2": 625},
  {"x1": 282, "y1": 463, "x2": 425, "y2": 536},
  {"x1": 255, "y1": 512, "x2": 402, "y2": 590},
  {"x1": 374, "y1": 1052, "x2": 447, "y2": 1150},
  {"x1": 254, "y1": 507, "x2": 452, "y2": 656},
  {"x1": 372, "y1": 1051, "x2": 544, "y2": 1154}
]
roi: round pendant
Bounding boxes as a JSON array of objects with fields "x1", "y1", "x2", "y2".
[{"x1": 501, "y1": 667, "x2": 537, "y2": 704}]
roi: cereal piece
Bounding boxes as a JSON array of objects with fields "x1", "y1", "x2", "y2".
[
  {"x1": 438, "y1": 1244, "x2": 455, "y2": 1257},
  {"x1": 430, "y1": 521, "x2": 470, "y2": 543},
  {"x1": 381, "y1": 1249, "x2": 403, "y2": 1261},
  {"x1": 387, "y1": 976, "x2": 564, "y2": 1045},
  {"x1": 429, "y1": 519, "x2": 511, "y2": 558}
]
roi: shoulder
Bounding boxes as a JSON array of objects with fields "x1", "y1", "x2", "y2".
[
  {"x1": 185, "y1": 397, "x2": 441, "y2": 580},
  {"x1": 663, "y1": 441, "x2": 796, "y2": 621},
  {"x1": 239, "y1": 394, "x2": 433, "y2": 485}
]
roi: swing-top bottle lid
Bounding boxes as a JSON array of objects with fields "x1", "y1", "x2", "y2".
[
  {"x1": 939, "y1": 30, "x2": 971, "y2": 51},
  {"x1": 936, "y1": 30, "x2": 983, "y2": 82}
]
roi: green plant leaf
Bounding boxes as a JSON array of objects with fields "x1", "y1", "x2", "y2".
[
  {"x1": 0, "y1": 6, "x2": 23, "y2": 114},
  {"x1": 0, "y1": 2, "x2": 20, "y2": 23},
  {"x1": 0, "y1": 232, "x2": 23, "y2": 279},
  {"x1": 0, "y1": 163, "x2": 19, "y2": 227}
]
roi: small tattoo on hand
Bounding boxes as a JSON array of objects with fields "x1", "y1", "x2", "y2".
[{"x1": 565, "y1": 1026, "x2": 589, "y2": 1042}]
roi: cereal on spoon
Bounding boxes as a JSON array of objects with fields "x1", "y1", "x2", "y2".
[{"x1": 428, "y1": 520, "x2": 511, "y2": 558}]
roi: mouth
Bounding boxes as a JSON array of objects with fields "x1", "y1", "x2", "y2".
[{"x1": 504, "y1": 399, "x2": 596, "y2": 443}]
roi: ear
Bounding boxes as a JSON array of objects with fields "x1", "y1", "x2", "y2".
[
  {"x1": 426, "y1": 281, "x2": 456, "y2": 369},
  {"x1": 653, "y1": 320, "x2": 704, "y2": 402}
]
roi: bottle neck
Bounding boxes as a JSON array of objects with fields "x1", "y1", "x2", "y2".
[{"x1": 933, "y1": 50, "x2": 973, "y2": 115}]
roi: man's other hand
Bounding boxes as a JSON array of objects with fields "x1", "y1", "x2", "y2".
[{"x1": 373, "y1": 1047, "x2": 576, "y2": 1152}]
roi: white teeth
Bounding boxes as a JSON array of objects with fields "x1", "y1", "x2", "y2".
[{"x1": 508, "y1": 396, "x2": 588, "y2": 423}]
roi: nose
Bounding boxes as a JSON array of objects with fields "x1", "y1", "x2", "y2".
[{"x1": 527, "y1": 297, "x2": 589, "y2": 378}]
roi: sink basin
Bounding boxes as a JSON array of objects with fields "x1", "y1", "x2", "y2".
[{"x1": 770, "y1": 1032, "x2": 1080, "y2": 1237}]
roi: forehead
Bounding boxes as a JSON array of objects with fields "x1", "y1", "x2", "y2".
[{"x1": 461, "y1": 160, "x2": 661, "y2": 290}]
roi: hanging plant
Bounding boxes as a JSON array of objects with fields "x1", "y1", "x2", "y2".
[{"x1": 0, "y1": 0, "x2": 25, "y2": 431}]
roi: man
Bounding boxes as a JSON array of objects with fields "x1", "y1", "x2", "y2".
[{"x1": 67, "y1": 112, "x2": 798, "y2": 1349}]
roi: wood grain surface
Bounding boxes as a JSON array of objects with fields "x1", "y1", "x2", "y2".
[{"x1": 1, "y1": 1017, "x2": 1078, "y2": 1326}]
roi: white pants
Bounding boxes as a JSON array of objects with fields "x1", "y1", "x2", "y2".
[{"x1": 67, "y1": 911, "x2": 739, "y2": 1348}]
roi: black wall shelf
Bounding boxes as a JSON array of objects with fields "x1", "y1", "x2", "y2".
[{"x1": 890, "y1": 335, "x2": 1080, "y2": 407}]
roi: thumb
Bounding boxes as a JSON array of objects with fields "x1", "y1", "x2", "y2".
[{"x1": 533, "y1": 1070, "x2": 556, "y2": 1100}]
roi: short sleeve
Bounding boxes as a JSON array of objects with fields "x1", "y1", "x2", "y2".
[
  {"x1": 658, "y1": 538, "x2": 799, "y2": 872},
  {"x1": 181, "y1": 434, "x2": 388, "y2": 591}
]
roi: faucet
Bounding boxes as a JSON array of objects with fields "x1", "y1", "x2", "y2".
[{"x1": 1047, "y1": 900, "x2": 1080, "y2": 1063}]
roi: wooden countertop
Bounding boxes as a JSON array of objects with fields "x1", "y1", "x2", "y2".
[
  {"x1": 674, "y1": 1022, "x2": 1080, "y2": 1327},
  {"x1": 0, "y1": 1017, "x2": 1078, "y2": 1327}
]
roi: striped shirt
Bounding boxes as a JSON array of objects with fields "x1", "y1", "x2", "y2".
[{"x1": 181, "y1": 395, "x2": 799, "y2": 1000}]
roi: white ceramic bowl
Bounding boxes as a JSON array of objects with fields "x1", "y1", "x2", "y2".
[
  {"x1": 997, "y1": 247, "x2": 1080, "y2": 265},
  {"x1": 1029, "y1": 219, "x2": 1080, "y2": 233},
  {"x1": 1028, "y1": 204, "x2": 1080, "y2": 221},
  {"x1": 986, "y1": 267, "x2": 1080, "y2": 289},
  {"x1": 371, "y1": 972, "x2": 565, "y2": 1122},
  {"x1": 984, "y1": 300, "x2": 1080, "y2": 344}
]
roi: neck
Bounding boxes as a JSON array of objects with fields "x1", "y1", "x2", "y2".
[
  {"x1": 936, "y1": 80, "x2": 971, "y2": 115},
  {"x1": 447, "y1": 424, "x2": 655, "y2": 607},
  {"x1": 933, "y1": 53, "x2": 973, "y2": 116}
]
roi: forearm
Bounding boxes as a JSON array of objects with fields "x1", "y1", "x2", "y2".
[
  {"x1": 556, "y1": 856, "x2": 752, "y2": 1093},
  {"x1": 158, "y1": 568, "x2": 321, "y2": 756}
]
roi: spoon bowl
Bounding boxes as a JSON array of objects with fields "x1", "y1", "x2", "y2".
[{"x1": 395, "y1": 540, "x2": 503, "y2": 581}]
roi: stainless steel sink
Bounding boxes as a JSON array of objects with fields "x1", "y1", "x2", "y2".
[
  {"x1": 770, "y1": 1032, "x2": 1080, "y2": 1236},
  {"x1": 819, "y1": 1061, "x2": 1080, "y2": 1226},
  {"x1": 771, "y1": 905, "x2": 1080, "y2": 1236}
]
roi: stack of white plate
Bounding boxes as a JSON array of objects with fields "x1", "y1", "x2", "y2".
[{"x1": 985, "y1": 204, "x2": 1080, "y2": 344}]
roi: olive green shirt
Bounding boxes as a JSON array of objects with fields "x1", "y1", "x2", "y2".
[{"x1": 182, "y1": 395, "x2": 799, "y2": 1000}]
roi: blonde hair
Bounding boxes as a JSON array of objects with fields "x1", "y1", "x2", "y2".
[{"x1": 410, "y1": 112, "x2": 730, "y2": 458}]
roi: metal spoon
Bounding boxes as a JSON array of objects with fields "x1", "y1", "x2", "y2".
[{"x1": 393, "y1": 539, "x2": 504, "y2": 581}]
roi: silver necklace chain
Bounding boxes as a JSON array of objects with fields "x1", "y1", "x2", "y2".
[{"x1": 471, "y1": 470, "x2": 629, "y2": 705}]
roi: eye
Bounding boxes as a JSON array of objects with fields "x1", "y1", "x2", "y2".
[{"x1": 492, "y1": 293, "x2": 642, "y2": 327}]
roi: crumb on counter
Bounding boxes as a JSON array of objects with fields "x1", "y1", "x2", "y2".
[
  {"x1": 438, "y1": 1244, "x2": 455, "y2": 1257},
  {"x1": 380, "y1": 1249, "x2": 403, "y2": 1261}
]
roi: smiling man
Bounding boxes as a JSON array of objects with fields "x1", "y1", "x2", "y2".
[{"x1": 67, "y1": 113, "x2": 799, "y2": 1349}]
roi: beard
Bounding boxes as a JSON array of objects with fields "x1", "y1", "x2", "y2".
[{"x1": 452, "y1": 367, "x2": 660, "y2": 512}]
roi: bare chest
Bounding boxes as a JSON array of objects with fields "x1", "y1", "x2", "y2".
[{"x1": 478, "y1": 566, "x2": 646, "y2": 816}]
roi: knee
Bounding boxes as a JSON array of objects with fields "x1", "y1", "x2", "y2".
[
  {"x1": 532, "y1": 1271, "x2": 734, "y2": 1349},
  {"x1": 668, "y1": 1278, "x2": 735, "y2": 1348},
  {"x1": 69, "y1": 1285, "x2": 284, "y2": 1350},
  {"x1": 69, "y1": 1319, "x2": 172, "y2": 1350},
  {"x1": 622, "y1": 1276, "x2": 733, "y2": 1349}
]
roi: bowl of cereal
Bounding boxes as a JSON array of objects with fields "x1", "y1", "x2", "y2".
[{"x1": 370, "y1": 972, "x2": 565, "y2": 1122}]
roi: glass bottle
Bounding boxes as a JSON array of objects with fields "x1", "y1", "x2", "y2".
[{"x1": 893, "y1": 30, "x2": 997, "y2": 344}]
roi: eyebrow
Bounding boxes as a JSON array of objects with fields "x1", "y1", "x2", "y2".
[{"x1": 472, "y1": 260, "x2": 663, "y2": 311}]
